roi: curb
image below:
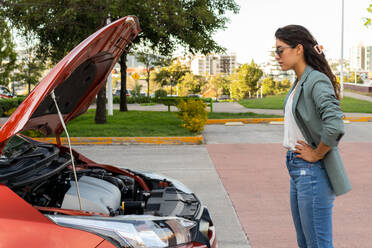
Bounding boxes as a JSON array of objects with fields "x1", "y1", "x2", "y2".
[
  {"x1": 206, "y1": 116, "x2": 372, "y2": 125},
  {"x1": 206, "y1": 118, "x2": 283, "y2": 124},
  {"x1": 343, "y1": 116, "x2": 372, "y2": 122},
  {"x1": 34, "y1": 136, "x2": 204, "y2": 145}
]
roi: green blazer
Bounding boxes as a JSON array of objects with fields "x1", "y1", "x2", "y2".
[{"x1": 284, "y1": 65, "x2": 352, "y2": 196}]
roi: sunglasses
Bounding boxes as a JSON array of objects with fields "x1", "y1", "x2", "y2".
[{"x1": 275, "y1": 46, "x2": 293, "y2": 57}]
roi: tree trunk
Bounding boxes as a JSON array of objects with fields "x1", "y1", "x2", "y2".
[
  {"x1": 95, "y1": 83, "x2": 107, "y2": 124},
  {"x1": 147, "y1": 71, "x2": 150, "y2": 98},
  {"x1": 119, "y1": 53, "x2": 128, "y2": 111}
]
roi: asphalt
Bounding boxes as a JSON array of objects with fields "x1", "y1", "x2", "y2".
[
  {"x1": 74, "y1": 145, "x2": 251, "y2": 248},
  {"x1": 203, "y1": 122, "x2": 372, "y2": 144}
]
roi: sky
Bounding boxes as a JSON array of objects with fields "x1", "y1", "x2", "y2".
[{"x1": 212, "y1": 0, "x2": 372, "y2": 64}]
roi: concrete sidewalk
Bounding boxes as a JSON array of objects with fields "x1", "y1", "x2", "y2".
[
  {"x1": 344, "y1": 90, "x2": 372, "y2": 102},
  {"x1": 88, "y1": 102, "x2": 372, "y2": 117}
]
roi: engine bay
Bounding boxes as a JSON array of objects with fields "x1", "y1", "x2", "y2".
[{"x1": 0, "y1": 136, "x2": 200, "y2": 219}]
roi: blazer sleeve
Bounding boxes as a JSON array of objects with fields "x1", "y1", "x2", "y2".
[{"x1": 311, "y1": 79, "x2": 345, "y2": 147}]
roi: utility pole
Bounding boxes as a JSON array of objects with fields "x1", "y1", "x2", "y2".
[
  {"x1": 107, "y1": 16, "x2": 113, "y2": 116},
  {"x1": 340, "y1": 0, "x2": 345, "y2": 98}
]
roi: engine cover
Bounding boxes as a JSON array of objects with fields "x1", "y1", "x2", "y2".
[{"x1": 61, "y1": 176, "x2": 121, "y2": 214}]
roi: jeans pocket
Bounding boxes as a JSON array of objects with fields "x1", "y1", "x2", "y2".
[{"x1": 291, "y1": 157, "x2": 310, "y2": 167}]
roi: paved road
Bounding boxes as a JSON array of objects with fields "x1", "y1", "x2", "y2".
[
  {"x1": 74, "y1": 145, "x2": 251, "y2": 248},
  {"x1": 203, "y1": 122, "x2": 372, "y2": 144},
  {"x1": 203, "y1": 122, "x2": 372, "y2": 248},
  {"x1": 71, "y1": 121, "x2": 372, "y2": 248}
]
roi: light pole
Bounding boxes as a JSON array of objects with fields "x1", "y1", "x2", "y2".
[
  {"x1": 340, "y1": 0, "x2": 345, "y2": 98},
  {"x1": 106, "y1": 16, "x2": 113, "y2": 116}
]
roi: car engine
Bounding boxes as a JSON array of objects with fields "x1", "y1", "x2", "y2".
[
  {"x1": 0, "y1": 137, "x2": 200, "y2": 219},
  {"x1": 61, "y1": 176, "x2": 121, "y2": 215}
]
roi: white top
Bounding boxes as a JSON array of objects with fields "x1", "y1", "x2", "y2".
[{"x1": 283, "y1": 85, "x2": 307, "y2": 151}]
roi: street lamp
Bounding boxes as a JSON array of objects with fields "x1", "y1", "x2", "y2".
[{"x1": 340, "y1": 0, "x2": 345, "y2": 98}]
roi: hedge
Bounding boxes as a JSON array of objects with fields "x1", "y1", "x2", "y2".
[
  {"x1": 157, "y1": 96, "x2": 213, "y2": 112},
  {"x1": 0, "y1": 97, "x2": 26, "y2": 117},
  {"x1": 113, "y1": 96, "x2": 156, "y2": 104}
]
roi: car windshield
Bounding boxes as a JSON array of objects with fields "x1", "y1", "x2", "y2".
[{"x1": 0, "y1": 135, "x2": 35, "y2": 159}]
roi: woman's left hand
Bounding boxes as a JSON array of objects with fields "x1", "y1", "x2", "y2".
[{"x1": 294, "y1": 140, "x2": 323, "y2": 162}]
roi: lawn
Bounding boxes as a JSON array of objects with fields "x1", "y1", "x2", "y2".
[
  {"x1": 62, "y1": 110, "x2": 194, "y2": 137},
  {"x1": 50, "y1": 110, "x2": 281, "y2": 137},
  {"x1": 239, "y1": 95, "x2": 286, "y2": 109},
  {"x1": 239, "y1": 95, "x2": 372, "y2": 113}
]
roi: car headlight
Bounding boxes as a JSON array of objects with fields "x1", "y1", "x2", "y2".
[{"x1": 47, "y1": 215, "x2": 196, "y2": 248}]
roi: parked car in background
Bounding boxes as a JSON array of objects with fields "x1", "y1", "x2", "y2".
[
  {"x1": 217, "y1": 95, "x2": 230, "y2": 101},
  {"x1": 187, "y1": 94, "x2": 202, "y2": 98},
  {"x1": 0, "y1": 16, "x2": 216, "y2": 248},
  {"x1": 0, "y1": 86, "x2": 14, "y2": 98},
  {"x1": 113, "y1": 89, "x2": 132, "y2": 97}
]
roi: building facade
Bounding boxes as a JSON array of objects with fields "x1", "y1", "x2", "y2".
[
  {"x1": 190, "y1": 53, "x2": 237, "y2": 76},
  {"x1": 365, "y1": 46, "x2": 372, "y2": 72},
  {"x1": 350, "y1": 42, "x2": 366, "y2": 71}
]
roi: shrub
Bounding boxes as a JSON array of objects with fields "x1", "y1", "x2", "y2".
[
  {"x1": 176, "y1": 99, "x2": 208, "y2": 133},
  {"x1": 4, "y1": 107, "x2": 17, "y2": 117},
  {"x1": 113, "y1": 96, "x2": 153, "y2": 104},
  {"x1": 0, "y1": 97, "x2": 26, "y2": 117},
  {"x1": 154, "y1": 89, "x2": 167, "y2": 98},
  {"x1": 261, "y1": 77, "x2": 291, "y2": 96},
  {"x1": 21, "y1": 129, "x2": 44, "y2": 138}
]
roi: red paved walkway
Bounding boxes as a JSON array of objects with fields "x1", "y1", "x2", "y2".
[{"x1": 207, "y1": 142, "x2": 372, "y2": 248}]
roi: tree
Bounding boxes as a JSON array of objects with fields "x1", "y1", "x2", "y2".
[
  {"x1": 346, "y1": 72, "x2": 363, "y2": 84},
  {"x1": 1, "y1": 0, "x2": 240, "y2": 116},
  {"x1": 237, "y1": 61, "x2": 263, "y2": 97},
  {"x1": 153, "y1": 60, "x2": 189, "y2": 95},
  {"x1": 1, "y1": 0, "x2": 115, "y2": 124},
  {"x1": 179, "y1": 73, "x2": 208, "y2": 95},
  {"x1": 208, "y1": 74, "x2": 231, "y2": 97},
  {"x1": 13, "y1": 33, "x2": 46, "y2": 94},
  {"x1": 136, "y1": 48, "x2": 171, "y2": 98},
  {"x1": 109, "y1": 0, "x2": 240, "y2": 110},
  {"x1": 364, "y1": 2, "x2": 372, "y2": 27},
  {"x1": 0, "y1": 18, "x2": 17, "y2": 86}
]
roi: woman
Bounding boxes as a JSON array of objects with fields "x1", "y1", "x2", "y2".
[{"x1": 274, "y1": 25, "x2": 352, "y2": 248}]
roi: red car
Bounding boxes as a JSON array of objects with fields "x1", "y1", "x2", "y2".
[{"x1": 0, "y1": 16, "x2": 216, "y2": 248}]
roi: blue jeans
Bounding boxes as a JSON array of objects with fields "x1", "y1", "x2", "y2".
[{"x1": 286, "y1": 150, "x2": 336, "y2": 248}]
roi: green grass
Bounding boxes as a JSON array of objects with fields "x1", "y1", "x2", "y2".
[
  {"x1": 58, "y1": 110, "x2": 283, "y2": 137},
  {"x1": 239, "y1": 95, "x2": 286, "y2": 109},
  {"x1": 208, "y1": 112, "x2": 282, "y2": 119},
  {"x1": 61, "y1": 110, "x2": 195, "y2": 137},
  {"x1": 340, "y1": 97, "x2": 372, "y2": 113},
  {"x1": 239, "y1": 95, "x2": 372, "y2": 113},
  {"x1": 140, "y1": 103, "x2": 157, "y2": 106}
]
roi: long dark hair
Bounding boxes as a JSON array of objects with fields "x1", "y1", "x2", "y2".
[{"x1": 275, "y1": 25, "x2": 340, "y2": 100}]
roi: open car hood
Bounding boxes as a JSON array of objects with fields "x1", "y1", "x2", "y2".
[{"x1": 0, "y1": 16, "x2": 140, "y2": 144}]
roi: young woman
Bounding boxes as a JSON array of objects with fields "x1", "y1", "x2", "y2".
[{"x1": 274, "y1": 25, "x2": 352, "y2": 248}]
